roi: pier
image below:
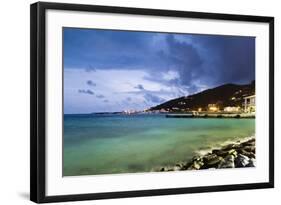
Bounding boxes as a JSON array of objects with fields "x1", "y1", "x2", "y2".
[{"x1": 166, "y1": 112, "x2": 255, "y2": 119}]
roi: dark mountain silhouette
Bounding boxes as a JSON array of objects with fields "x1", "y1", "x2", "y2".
[{"x1": 150, "y1": 81, "x2": 255, "y2": 112}]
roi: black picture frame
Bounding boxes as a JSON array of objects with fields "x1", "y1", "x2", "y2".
[{"x1": 30, "y1": 1, "x2": 274, "y2": 203}]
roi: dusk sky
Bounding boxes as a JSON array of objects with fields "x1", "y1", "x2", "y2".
[{"x1": 64, "y1": 28, "x2": 255, "y2": 114}]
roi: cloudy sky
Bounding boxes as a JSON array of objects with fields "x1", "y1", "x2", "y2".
[{"x1": 63, "y1": 28, "x2": 255, "y2": 114}]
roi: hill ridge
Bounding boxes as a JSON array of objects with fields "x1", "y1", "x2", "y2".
[{"x1": 150, "y1": 81, "x2": 255, "y2": 112}]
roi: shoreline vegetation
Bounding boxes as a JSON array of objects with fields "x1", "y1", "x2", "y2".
[{"x1": 154, "y1": 137, "x2": 255, "y2": 172}]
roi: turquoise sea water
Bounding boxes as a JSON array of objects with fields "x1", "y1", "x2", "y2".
[{"x1": 63, "y1": 114, "x2": 255, "y2": 176}]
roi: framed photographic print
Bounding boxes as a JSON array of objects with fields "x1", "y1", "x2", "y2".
[{"x1": 30, "y1": 2, "x2": 274, "y2": 203}]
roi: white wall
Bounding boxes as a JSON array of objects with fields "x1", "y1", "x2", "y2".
[{"x1": 0, "y1": 0, "x2": 279, "y2": 204}]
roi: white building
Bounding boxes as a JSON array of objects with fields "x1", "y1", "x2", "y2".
[
  {"x1": 224, "y1": 106, "x2": 240, "y2": 112},
  {"x1": 208, "y1": 104, "x2": 219, "y2": 112},
  {"x1": 243, "y1": 95, "x2": 255, "y2": 113}
]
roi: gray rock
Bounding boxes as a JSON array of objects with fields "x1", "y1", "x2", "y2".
[
  {"x1": 225, "y1": 154, "x2": 235, "y2": 161},
  {"x1": 244, "y1": 146, "x2": 255, "y2": 153},
  {"x1": 235, "y1": 154, "x2": 250, "y2": 167},
  {"x1": 203, "y1": 156, "x2": 223, "y2": 168},
  {"x1": 237, "y1": 149, "x2": 255, "y2": 158},
  {"x1": 157, "y1": 139, "x2": 256, "y2": 172},
  {"x1": 167, "y1": 167, "x2": 176, "y2": 171},
  {"x1": 213, "y1": 149, "x2": 237, "y2": 157},
  {"x1": 193, "y1": 161, "x2": 202, "y2": 170},
  {"x1": 242, "y1": 141, "x2": 255, "y2": 147},
  {"x1": 159, "y1": 166, "x2": 175, "y2": 171},
  {"x1": 175, "y1": 163, "x2": 185, "y2": 169},
  {"x1": 221, "y1": 144, "x2": 235, "y2": 151},
  {"x1": 246, "y1": 158, "x2": 256, "y2": 167},
  {"x1": 218, "y1": 155, "x2": 235, "y2": 168},
  {"x1": 188, "y1": 160, "x2": 204, "y2": 170},
  {"x1": 228, "y1": 149, "x2": 238, "y2": 158},
  {"x1": 173, "y1": 164, "x2": 182, "y2": 171},
  {"x1": 182, "y1": 161, "x2": 193, "y2": 170},
  {"x1": 248, "y1": 138, "x2": 255, "y2": 142},
  {"x1": 212, "y1": 149, "x2": 229, "y2": 157},
  {"x1": 192, "y1": 156, "x2": 203, "y2": 162},
  {"x1": 203, "y1": 154, "x2": 218, "y2": 162},
  {"x1": 222, "y1": 143, "x2": 241, "y2": 151}
]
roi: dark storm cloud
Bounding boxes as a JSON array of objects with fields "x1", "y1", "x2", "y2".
[
  {"x1": 86, "y1": 80, "x2": 96, "y2": 87},
  {"x1": 190, "y1": 35, "x2": 255, "y2": 85},
  {"x1": 152, "y1": 35, "x2": 255, "y2": 91},
  {"x1": 165, "y1": 35, "x2": 203, "y2": 75},
  {"x1": 65, "y1": 28, "x2": 255, "y2": 95},
  {"x1": 143, "y1": 93, "x2": 165, "y2": 104},
  {"x1": 64, "y1": 28, "x2": 163, "y2": 70},
  {"x1": 78, "y1": 89, "x2": 94, "y2": 95},
  {"x1": 96, "y1": 94, "x2": 105, "y2": 98},
  {"x1": 134, "y1": 84, "x2": 144, "y2": 90}
]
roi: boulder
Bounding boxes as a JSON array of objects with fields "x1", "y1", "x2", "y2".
[
  {"x1": 221, "y1": 143, "x2": 241, "y2": 151},
  {"x1": 237, "y1": 149, "x2": 255, "y2": 158},
  {"x1": 159, "y1": 166, "x2": 175, "y2": 171},
  {"x1": 212, "y1": 149, "x2": 229, "y2": 157},
  {"x1": 157, "y1": 139, "x2": 256, "y2": 172},
  {"x1": 218, "y1": 155, "x2": 235, "y2": 168},
  {"x1": 188, "y1": 160, "x2": 204, "y2": 170},
  {"x1": 245, "y1": 138, "x2": 255, "y2": 144},
  {"x1": 173, "y1": 165, "x2": 182, "y2": 171},
  {"x1": 203, "y1": 154, "x2": 218, "y2": 162},
  {"x1": 175, "y1": 163, "x2": 185, "y2": 169},
  {"x1": 246, "y1": 158, "x2": 256, "y2": 167},
  {"x1": 167, "y1": 167, "x2": 176, "y2": 171},
  {"x1": 182, "y1": 161, "x2": 193, "y2": 170},
  {"x1": 235, "y1": 154, "x2": 250, "y2": 167},
  {"x1": 192, "y1": 156, "x2": 203, "y2": 162},
  {"x1": 193, "y1": 161, "x2": 202, "y2": 170},
  {"x1": 228, "y1": 149, "x2": 238, "y2": 158},
  {"x1": 212, "y1": 148, "x2": 237, "y2": 158},
  {"x1": 243, "y1": 146, "x2": 255, "y2": 153},
  {"x1": 221, "y1": 144, "x2": 235, "y2": 151},
  {"x1": 202, "y1": 156, "x2": 223, "y2": 168},
  {"x1": 241, "y1": 141, "x2": 255, "y2": 147}
]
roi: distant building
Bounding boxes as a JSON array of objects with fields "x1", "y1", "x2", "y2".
[
  {"x1": 243, "y1": 95, "x2": 255, "y2": 113},
  {"x1": 159, "y1": 108, "x2": 168, "y2": 113},
  {"x1": 208, "y1": 104, "x2": 219, "y2": 112},
  {"x1": 224, "y1": 106, "x2": 240, "y2": 112}
]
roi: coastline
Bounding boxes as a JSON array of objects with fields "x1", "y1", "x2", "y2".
[{"x1": 155, "y1": 136, "x2": 256, "y2": 172}]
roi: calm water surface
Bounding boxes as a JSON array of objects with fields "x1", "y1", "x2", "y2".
[{"x1": 63, "y1": 114, "x2": 255, "y2": 176}]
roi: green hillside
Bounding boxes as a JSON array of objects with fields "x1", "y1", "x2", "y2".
[{"x1": 150, "y1": 81, "x2": 255, "y2": 112}]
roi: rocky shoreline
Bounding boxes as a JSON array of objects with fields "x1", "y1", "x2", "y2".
[{"x1": 156, "y1": 137, "x2": 255, "y2": 172}]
